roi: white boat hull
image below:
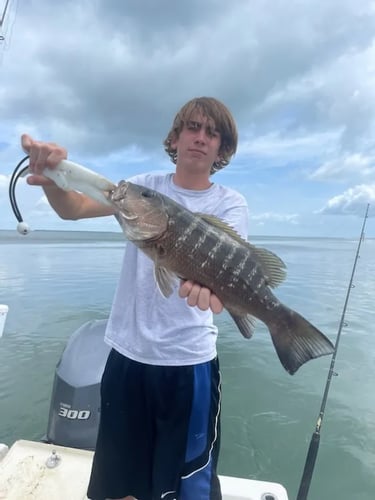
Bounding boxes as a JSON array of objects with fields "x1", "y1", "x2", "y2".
[{"x1": 0, "y1": 440, "x2": 288, "y2": 500}]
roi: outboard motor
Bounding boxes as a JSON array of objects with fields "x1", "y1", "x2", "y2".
[{"x1": 45, "y1": 319, "x2": 111, "y2": 450}]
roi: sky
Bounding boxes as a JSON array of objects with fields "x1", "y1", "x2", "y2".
[{"x1": 0, "y1": 0, "x2": 375, "y2": 237}]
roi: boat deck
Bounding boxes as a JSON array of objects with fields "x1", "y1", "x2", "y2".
[{"x1": 0, "y1": 440, "x2": 289, "y2": 500}]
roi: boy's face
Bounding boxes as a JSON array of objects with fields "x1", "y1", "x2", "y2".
[{"x1": 171, "y1": 111, "x2": 221, "y2": 174}]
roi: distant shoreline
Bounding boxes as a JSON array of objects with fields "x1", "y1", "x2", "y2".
[
  {"x1": 0, "y1": 229, "x2": 371, "y2": 243},
  {"x1": 0, "y1": 229, "x2": 125, "y2": 244}
]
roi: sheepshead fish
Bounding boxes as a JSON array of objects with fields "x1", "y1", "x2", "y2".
[{"x1": 109, "y1": 180, "x2": 334, "y2": 375}]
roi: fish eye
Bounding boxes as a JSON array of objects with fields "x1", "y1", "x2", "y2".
[{"x1": 141, "y1": 190, "x2": 154, "y2": 198}]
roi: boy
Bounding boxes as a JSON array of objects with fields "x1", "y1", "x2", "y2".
[{"x1": 23, "y1": 96, "x2": 249, "y2": 500}]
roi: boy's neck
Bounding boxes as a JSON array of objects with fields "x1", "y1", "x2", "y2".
[{"x1": 173, "y1": 167, "x2": 213, "y2": 190}]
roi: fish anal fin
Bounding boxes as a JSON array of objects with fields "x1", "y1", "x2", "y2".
[{"x1": 229, "y1": 312, "x2": 257, "y2": 339}]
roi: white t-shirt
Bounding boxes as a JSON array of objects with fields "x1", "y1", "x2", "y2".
[{"x1": 105, "y1": 172, "x2": 249, "y2": 366}]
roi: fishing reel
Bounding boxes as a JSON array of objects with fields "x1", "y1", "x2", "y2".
[{"x1": 9, "y1": 155, "x2": 32, "y2": 235}]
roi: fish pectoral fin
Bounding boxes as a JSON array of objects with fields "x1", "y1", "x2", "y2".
[
  {"x1": 154, "y1": 266, "x2": 178, "y2": 298},
  {"x1": 229, "y1": 312, "x2": 256, "y2": 339}
]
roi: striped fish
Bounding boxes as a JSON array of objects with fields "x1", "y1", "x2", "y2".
[{"x1": 109, "y1": 181, "x2": 334, "y2": 375}]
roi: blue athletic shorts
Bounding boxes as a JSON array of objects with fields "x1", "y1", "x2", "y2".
[{"x1": 87, "y1": 349, "x2": 222, "y2": 500}]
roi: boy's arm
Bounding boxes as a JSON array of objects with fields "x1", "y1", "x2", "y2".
[{"x1": 22, "y1": 134, "x2": 115, "y2": 220}]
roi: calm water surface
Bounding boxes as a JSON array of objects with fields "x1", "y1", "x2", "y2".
[{"x1": 0, "y1": 231, "x2": 374, "y2": 500}]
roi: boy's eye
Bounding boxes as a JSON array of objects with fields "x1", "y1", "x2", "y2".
[
  {"x1": 207, "y1": 128, "x2": 219, "y2": 138},
  {"x1": 186, "y1": 121, "x2": 220, "y2": 139},
  {"x1": 187, "y1": 121, "x2": 200, "y2": 130}
]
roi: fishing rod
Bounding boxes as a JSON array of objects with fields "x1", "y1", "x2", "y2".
[
  {"x1": 0, "y1": 0, "x2": 11, "y2": 29},
  {"x1": 296, "y1": 203, "x2": 370, "y2": 500}
]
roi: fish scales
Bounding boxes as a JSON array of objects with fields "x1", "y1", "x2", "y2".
[
  {"x1": 110, "y1": 181, "x2": 334, "y2": 375},
  {"x1": 162, "y1": 208, "x2": 263, "y2": 309}
]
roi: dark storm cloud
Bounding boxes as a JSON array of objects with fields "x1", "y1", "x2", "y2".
[{"x1": 1, "y1": 0, "x2": 375, "y2": 161}]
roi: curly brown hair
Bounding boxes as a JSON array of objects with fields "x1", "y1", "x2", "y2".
[{"x1": 163, "y1": 97, "x2": 238, "y2": 174}]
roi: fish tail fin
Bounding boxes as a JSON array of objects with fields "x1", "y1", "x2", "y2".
[{"x1": 268, "y1": 306, "x2": 334, "y2": 375}]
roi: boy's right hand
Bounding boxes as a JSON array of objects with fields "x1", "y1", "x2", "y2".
[
  {"x1": 179, "y1": 280, "x2": 224, "y2": 314},
  {"x1": 21, "y1": 134, "x2": 68, "y2": 187}
]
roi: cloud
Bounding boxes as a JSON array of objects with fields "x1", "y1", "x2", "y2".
[
  {"x1": 250, "y1": 212, "x2": 299, "y2": 225},
  {"x1": 2, "y1": 0, "x2": 375, "y2": 156},
  {"x1": 1, "y1": 0, "x2": 375, "y2": 236},
  {"x1": 238, "y1": 129, "x2": 340, "y2": 168},
  {"x1": 309, "y1": 153, "x2": 375, "y2": 182},
  {"x1": 254, "y1": 39, "x2": 375, "y2": 151},
  {"x1": 317, "y1": 184, "x2": 375, "y2": 216},
  {"x1": 0, "y1": 173, "x2": 8, "y2": 189}
]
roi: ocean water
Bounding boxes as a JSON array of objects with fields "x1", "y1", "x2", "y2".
[{"x1": 0, "y1": 230, "x2": 374, "y2": 500}]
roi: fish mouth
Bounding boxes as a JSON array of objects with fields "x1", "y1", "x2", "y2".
[
  {"x1": 119, "y1": 210, "x2": 138, "y2": 221},
  {"x1": 107, "y1": 181, "x2": 138, "y2": 221},
  {"x1": 110, "y1": 180, "x2": 129, "y2": 202}
]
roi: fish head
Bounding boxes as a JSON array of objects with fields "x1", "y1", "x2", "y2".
[{"x1": 109, "y1": 181, "x2": 169, "y2": 241}]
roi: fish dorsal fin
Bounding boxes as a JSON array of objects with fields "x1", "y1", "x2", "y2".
[
  {"x1": 197, "y1": 214, "x2": 246, "y2": 244},
  {"x1": 248, "y1": 245, "x2": 287, "y2": 288},
  {"x1": 197, "y1": 213, "x2": 287, "y2": 289}
]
